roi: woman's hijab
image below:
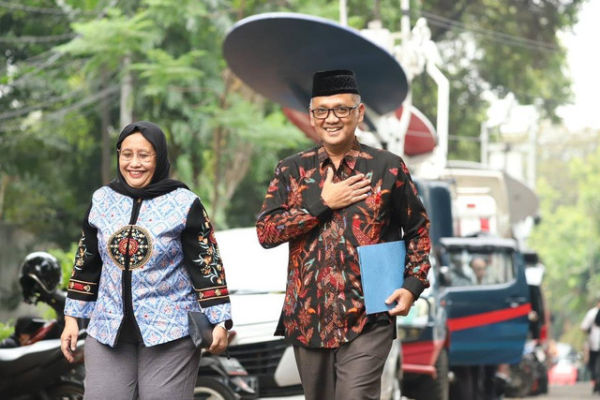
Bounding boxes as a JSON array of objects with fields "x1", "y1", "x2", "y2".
[{"x1": 108, "y1": 121, "x2": 188, "y2": 199}]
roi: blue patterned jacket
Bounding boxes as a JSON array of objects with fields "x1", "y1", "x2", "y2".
[{"x1": 64, "y1": 187, "x2": 232, "y2": 347}]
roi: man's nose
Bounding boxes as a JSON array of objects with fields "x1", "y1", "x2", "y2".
[{"x1": 325, "y1": 110, "x2": 340, "y2": 123}]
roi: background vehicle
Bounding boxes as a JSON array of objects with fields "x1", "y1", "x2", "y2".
[
  {"x1": 397, "y1": 180, "x2": 450, "y2": 400},
  {"x1": 504, "y1": 250, "x2": 550, "y2": 397},
  {"x1": 216, "y1": 228, "x2": 403, "y2": 399},
  {"x1": 0, "y1": 252, "x2": 85, "y2": 400},
  {"x1": 438, "y1": 236, "x2": 530, "y2": 399},
  {"x1": 548, "y1": 342, "x2": 582, "y2": 386},
  {"x1": 195, "y1": 355, "x2": 259, "y2": 400}
]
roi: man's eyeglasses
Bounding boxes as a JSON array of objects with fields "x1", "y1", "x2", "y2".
[
  {"x1": 310, "y1": 105, "x2": 359, "y2": 119},
  {"x1": 118, "y1": 150, "x2": 155, "y2": 164}
]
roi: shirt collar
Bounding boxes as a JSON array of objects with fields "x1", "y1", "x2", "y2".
[{"x1": 318, "y1": 140, "x2": 361, "y2": 171}]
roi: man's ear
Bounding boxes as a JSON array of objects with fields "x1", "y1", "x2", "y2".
[{"x1": 357, "y1": 103, "x2": 365, "y2": 123}]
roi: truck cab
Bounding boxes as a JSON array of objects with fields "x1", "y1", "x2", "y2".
[
  {"x1": 399, "y1": 179, "x2": 531, "y2": 400},
  {"x1": 439, "y1": 236, "x2": 531, "y2": 365}
]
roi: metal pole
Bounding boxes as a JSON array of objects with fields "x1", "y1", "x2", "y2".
[
  {"x1": 339, "y1": 0, "x2": 348, "y2": 26},
  {"x1": 427, "y1": 62, "x2": 449, "y2": 167},
  {"x1": 401, "y1": 0, "x2": 410, "y2": 44},
  {"x1": 393, "y1": 0, "x2": 412, "y2": 157},
  {"x1": 480, "y1": 122, "x2": 489, "y2": 165},
  {"x1": 528, "y1": 122, "x2": 537, "y2": 189}
]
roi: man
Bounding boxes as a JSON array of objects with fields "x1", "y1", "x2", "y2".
[
  {"x1": 470, "y1": 256, "x2": 488, "y2": 285},
  {"x1": 256, "y1": 69, "x2": 431, "y2": 399},
  {"x1": 581, "y1": 299, "x2": 600, "y2": 393}
]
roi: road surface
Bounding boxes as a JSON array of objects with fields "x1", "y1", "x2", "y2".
[
  {"x1": 507, "y1": 382, "x2": 596, "y2": 399},
  {"x1": 261, "y1": 382, "x2": 596, "y2": 399}
]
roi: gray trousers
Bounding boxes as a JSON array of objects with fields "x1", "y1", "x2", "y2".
[
  {"x1": 83, "y1": 336, "x2": 201, "y2": 400},
  {"x1": 293, "y1": 322, "x2": 394, "y2": 400}
]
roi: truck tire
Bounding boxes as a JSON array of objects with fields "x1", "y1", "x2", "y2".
[
  {"x1": 449, "y1": 366, "x2": 474, "y2": 400},
  {"x1": 412, "y1": 348, "x2": 449, "y2": 400}
]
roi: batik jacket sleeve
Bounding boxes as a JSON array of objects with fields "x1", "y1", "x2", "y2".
[
  {"x1": 181, "y1": 198, "x2": 232, "y2": 327},
  {"x1": 392, "y1": 160, "x2": 432, "y2": 298},
  {"x1": 256, "y1": 159, "x2": 331, "y2": 248},
  {"x1": 64, "y1": 202, "x2": 103, "y2": 318}
]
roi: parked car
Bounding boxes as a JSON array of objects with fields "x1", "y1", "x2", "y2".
[
  {"x1": 548, "y1": 342, "x2": 582, "y2": 386},
  {"x1": 216, "y1": 227, "x2": 403, "y2": 399}
]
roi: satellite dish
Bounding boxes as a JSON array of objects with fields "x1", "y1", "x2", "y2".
[
  {"x1": 223, "y1": 12, "x2": 408, "y2": 115},
  {"x1": 395, "y1": 106, "x2": 437, "y2": 156}
]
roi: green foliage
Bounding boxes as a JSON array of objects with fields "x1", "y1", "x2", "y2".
[
  {"x1": 529, "y1": 135, "x2": 600, "y2": 346},
  {"x1": 49, "y1": 244, "x2": 78, "y2": 290},
  {"x1": 0, "y1": 0, "x2": 585, "y2": 250},
  {"x1": 0, "y1": 321, "x2": 15, "y2": 341}
]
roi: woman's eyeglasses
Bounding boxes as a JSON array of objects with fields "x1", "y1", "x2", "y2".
[{"x1": 118, "y1": 150, "x2": 155, "y2": 164}]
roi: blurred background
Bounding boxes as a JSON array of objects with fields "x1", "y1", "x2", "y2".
[{"x1": 1, "y1": 1, "x2": 599, "y2": 396}]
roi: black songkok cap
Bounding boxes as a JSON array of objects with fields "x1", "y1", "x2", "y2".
[{"x1": 311, "y1": 69, "x2": 360, "y2": 98}]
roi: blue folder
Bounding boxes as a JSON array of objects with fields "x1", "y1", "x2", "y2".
[{"x1": 357, "y1": 240, "x2": 406, "y2": 314}]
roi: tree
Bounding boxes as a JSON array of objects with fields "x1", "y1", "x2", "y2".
[
  {"x1": 0, "y1": 0, "x2": 584, "y2": 245},
  {"x1": 331, "y1": 0, "x2": 583, "y2": 160},
  {"x1": 529, "y1": 130, "x2": 600, "y2": 345},
  {"x1": 0, "y1": 0, "x2": 104, "y2": 244}
]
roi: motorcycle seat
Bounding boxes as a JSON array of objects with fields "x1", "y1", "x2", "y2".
[{"x1": 0, "y1": 339, "x2": 63, "y2": 376}]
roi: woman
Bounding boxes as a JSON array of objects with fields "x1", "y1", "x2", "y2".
[{"x1": 60, "y1": 121, "x2": 232, "y2": 400}]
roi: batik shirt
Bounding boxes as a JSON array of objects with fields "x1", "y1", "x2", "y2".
[{"x1": 256, "y1": 142, "x2": 431, "y2": 349}]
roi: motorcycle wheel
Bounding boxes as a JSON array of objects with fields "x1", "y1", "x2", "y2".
[
  {"x1": 193, "y1": 377, "x2": 237, "y2": 400},
  {"x1": 46, "y1": 382, "x2": 85, "y2": 400}
]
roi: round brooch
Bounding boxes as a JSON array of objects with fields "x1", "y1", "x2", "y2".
[{"x1": 108, "y1": 225, "x2": 152, "y2": 270}]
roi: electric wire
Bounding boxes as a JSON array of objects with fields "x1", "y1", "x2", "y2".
[
  {"x1": 0, "y1": 1, "x2": 94, "y2": 16},
  {"x1": 420, "y1": 10, "x2": 559, "y2": 53},
  {"x1": 0, "y1": 85, "x2": 119, "y2": 133},
  {"x1": 0, "y1": 33, "x2": 76, "y2": 44}
]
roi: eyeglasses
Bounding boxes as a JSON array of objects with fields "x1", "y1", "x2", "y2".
[
  {"x1": 118, "y1": 150, "x2": 155, "y2": 164},
  {"x1": 310, "y1": 105, "x2": 359, "y2": 119}
]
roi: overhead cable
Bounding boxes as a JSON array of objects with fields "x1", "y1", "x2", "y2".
[
  {"x1": 421, "y1": 10, "x2": 559, "y2": 53},
  {"x1": 0, "y1": 33, "x2": 76, "y2": 44},
  {"x1": 0, "y1": 85, "x2": 119, "y2": 132},
  {"x1": 0, "y1": 0, "x2": 93, "y2": 16}
]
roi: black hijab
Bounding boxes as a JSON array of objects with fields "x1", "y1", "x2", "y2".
[{"x1": 108, "y1": 121, "x2": 188, "y2": 199}]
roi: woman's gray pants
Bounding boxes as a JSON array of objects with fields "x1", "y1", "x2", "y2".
[{"x1": 83, "y1": 335, "x2": 201, "y2": 400}]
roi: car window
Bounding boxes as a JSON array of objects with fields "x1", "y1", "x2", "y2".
[{"x1": 445, "y1": 248, "x2": 515, "y2": 287}]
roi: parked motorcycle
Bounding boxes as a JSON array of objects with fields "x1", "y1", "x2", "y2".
[
  {"x1": 505, "y1": 339, "x2": 549, "y2": 397},
  {"x1": 2, "y1": 252, "x2": 258, "y2": 400},
  {"x1": 0, "y1": 252, "x2": 86, "y2": 399},
  {"x1": 195, "y1": 352, "x2": 259, "y2": 400}
]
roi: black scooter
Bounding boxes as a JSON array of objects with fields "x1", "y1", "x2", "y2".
[
  {"x1": 1, "y1": 252, "x2": 257, "y2": 400},
  {"x1": 0, "y1": 252, "x2": 86, "y2": 399}
]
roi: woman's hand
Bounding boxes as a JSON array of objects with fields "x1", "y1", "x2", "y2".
[
  {"x1": 60, "y1": 316, "x2": 79, "y2": 362},
  {"x1": 208, "y1": 325, "x2": 228, "y2": 354}
]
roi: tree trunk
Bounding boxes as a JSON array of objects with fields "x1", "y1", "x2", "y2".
[
  {"x1": 0, "y1": 174, "x2": 11, "y2": 220},
  {"x1": 100, "y1": 69, "x2": 112, "y2": 184},
  {"x1": 120, "y1": 54, "x2": 133, "y2": 128},
  {"x1": 210, "y1": 71, "x2": 235, "y2": 225}
]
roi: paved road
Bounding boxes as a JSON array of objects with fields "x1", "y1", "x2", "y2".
[
  {"x1": 506, "y1": 382, "x2": 597, "y2": 399},
  {"x1": 263, "y1": 382, "x2": 596, "y2": 399}
]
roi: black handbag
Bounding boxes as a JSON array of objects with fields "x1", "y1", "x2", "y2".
[{"x1": 188, "y1": 311, "x2": 214, "y2": 348}]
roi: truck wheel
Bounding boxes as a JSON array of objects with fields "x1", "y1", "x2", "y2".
[
  {"x1": 412, "y1": 349, "x2": 449, "y2": 400},
  {"x1": 193, "y1": 377, "x2": 237, "y2": 400},
  {"x1": 449, "y1": 366, "x2": 474, "y2": 400}
]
